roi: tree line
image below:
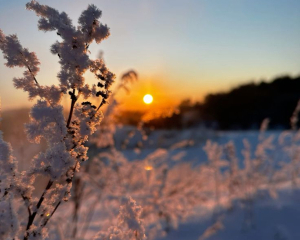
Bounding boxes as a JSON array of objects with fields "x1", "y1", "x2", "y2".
[{"x1": 143, "y1": 75, "x2": 300, "y2": 130}]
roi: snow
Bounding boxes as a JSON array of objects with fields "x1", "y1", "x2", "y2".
[{"x1": 158, "y1": 188, "x2": 300, "y2": 240}]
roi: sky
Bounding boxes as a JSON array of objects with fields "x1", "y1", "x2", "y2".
[{"x1": 0, "y1": 0, "x2": 299, "y2": 111}]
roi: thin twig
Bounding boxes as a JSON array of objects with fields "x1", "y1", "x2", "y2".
[
  {"x1": 67, "y1": 89, "x2": 77, "y2": 128},
  {"x1": 26, "y1": 66, "x2": 39, "y2": 86},
  {"x1": 21, "y1": 194, "x2": 32, "y2": 219},
  {"x1": 42, "y1": 160, "x2": 79, "y2": 228},
  {"x1": 24, "y1": 180, "x2": 53, "y2": 240},
  {"x1": 18, "y1": 50, "x2": 40, "y2": 87},
  {"x1": 41, "y1": 201, "x2": 61, "y2": 227}
]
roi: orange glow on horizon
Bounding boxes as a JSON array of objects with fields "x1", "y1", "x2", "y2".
[
  {"x1": 113, "y1": 74, "x2": 209, "y2": 117},
  {"x1": 144, "y1": 165, "x2": 153, "y2": 171},
  {"x1": 115, "y1": 76, "x2": 178, "y2": 112}
]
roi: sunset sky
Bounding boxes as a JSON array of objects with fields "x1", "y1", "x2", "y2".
[{"x1": 0, "y1": 0, "x2": 299, "y2": 111}]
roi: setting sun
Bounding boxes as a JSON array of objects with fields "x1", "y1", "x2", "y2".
[{"x1": 143, "y1": 94, "x2": 153, "y2": 104}]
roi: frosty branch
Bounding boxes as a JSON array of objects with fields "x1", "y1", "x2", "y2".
[{"x1": 0, "y1": 1, "x2": 116, "y2": 239}]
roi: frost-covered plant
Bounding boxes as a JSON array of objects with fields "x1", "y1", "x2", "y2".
[
  {"x1": 0, "y1": 1, "x2": 115, "y2": 238},
  {"x1": 0, "y1": 110, "x2": 20, "y2": 239},
  {"x1": 203, "y1": 140, "x2": 227, "y2": 218},
  {"x1": 54, "y1": 144, "x2": 203, "y2": 239},
  {"x1": 93, "y1": 197, "x2": 146, "y2": 240},
  {"x1": 91, "y1": 69, "x2": 138, "y2": 149},
  {"x1": 67, "y1": 69, "x2": 138, "y2": 239},
  {"x1": 198, "y1": 217, "x2": 224, "y2": 240},
  {"x1": 224, "y1": 142, "x2": 239, "y2": 190},
  {"x1": 278, "y1": 101, "x2": 300, "y2": 188}
]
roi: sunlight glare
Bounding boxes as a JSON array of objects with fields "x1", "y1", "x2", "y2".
[
  {"x1": 143, "y1": 94, "x2": 153, "y2": 104},
  {"x1": 144, "y1": 165, "x2": 153, "y2": 171}
]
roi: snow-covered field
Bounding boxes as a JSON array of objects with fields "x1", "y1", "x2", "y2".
[
  {"x1": 3, "y1": 116, "x2": 300, "y2": 240},
  {"x1": 123, "y1": 129, "x2": 300, "y2": 240},
  {"x1": 159, "y1": 187, "x2": 300, "y2": 240},
  {"x1": 47, "y1": 127, "x2": 300, "y2": 240}
]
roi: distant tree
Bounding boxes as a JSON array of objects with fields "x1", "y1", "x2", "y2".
[{"x1": 202, "y1": 75, "x2": 300, "y2": 130}]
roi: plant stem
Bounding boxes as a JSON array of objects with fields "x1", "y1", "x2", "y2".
[
  {"x1": 41, "y1": 201, "x2": 61, "y2": 227},
  {"x1": 67, "y1": 89, "x2": 77, "y2": 128},
  {"x1": 24, "y1": 180, "x2": 53, "y2": 240}
]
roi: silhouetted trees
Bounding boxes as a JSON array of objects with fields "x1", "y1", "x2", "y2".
[
  {"x1": 143, "y1": 75, "x2": 300, "y2": 130},
  {"x1": 203, "y1": 75, "x2": 300, "y2": 129}
]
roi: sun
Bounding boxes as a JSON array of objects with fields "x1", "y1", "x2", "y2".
[{"x1": 143, "y1": 94, "x2": 153, "y2": 104}]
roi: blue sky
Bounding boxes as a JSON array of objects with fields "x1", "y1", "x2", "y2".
[{"x1": 0, "y1": 0, "x2": 299, "y2": 110}]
